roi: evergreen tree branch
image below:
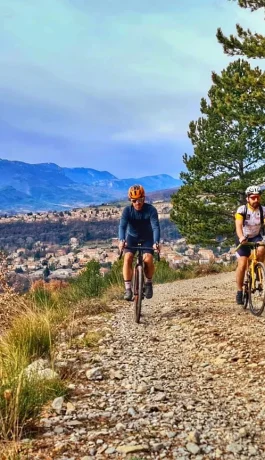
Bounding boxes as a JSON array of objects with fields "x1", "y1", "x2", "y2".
[
  {"x1": 217, "y1": 0, "x2": 265, "y2": 58},
  {"x1": 235, "y1": 0, "x2": 265, "y2": 11}
]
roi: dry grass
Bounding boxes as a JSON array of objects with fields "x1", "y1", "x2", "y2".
[
  {"x1": 193, "y1": 261, "x2": 236, "y2": 277},
  {"x1": 0, "y1": 309, "x2": 53, "y2": 367},
  {"x1": 101, "y1": 284, "x2": 123, "y2": 303},
  {"x1": 83, "y1": 330, "x2": 106, "y2": 347},
  {"x1": 59, "y1": 296, "x2": 115, "y2": 347},
  {"x1": 154, "y1": 258, "x2": 236, "y2": 283},
  {"x1": 0, "y1": 303, "x2": 65, "y2": 441},
  {"x1": 0, "y1": 274, "x2": 30, "y2": 336},
  {"x1": 0, "y1": 441, "x2": 24, "y2": 459},
  {"x1": 31, "y1": 280, "x2": 69, "y2": 292},
  {"x1": 0, "y1": 252, "x2": 66, "y2": 445}
]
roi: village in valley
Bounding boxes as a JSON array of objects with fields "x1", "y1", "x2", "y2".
[{"x1": 0, "y1": 201, "x2": 236, "y2": 292}]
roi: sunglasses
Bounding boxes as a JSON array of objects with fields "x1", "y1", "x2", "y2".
[
  {"x1": 249, "y1": 195, "x2": 261, "y2": 200},
  {"x1": 131, "y1": 198, "x2": 144, "y2": 203}
]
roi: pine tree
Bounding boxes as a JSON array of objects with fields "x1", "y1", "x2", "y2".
[
  {"x1": 170, "y1": 60, "x2": 265, "y2": 246},
  {"x1": 217, "y1": 0, "x2": 265, "y2": 58}
]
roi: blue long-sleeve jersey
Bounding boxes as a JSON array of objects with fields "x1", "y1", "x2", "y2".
[{"x1": 118, "y1": 203, "x2": 160, "y2": 243}]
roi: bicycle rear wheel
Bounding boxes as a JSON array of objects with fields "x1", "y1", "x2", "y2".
[
  {"x1": 249, "y1": 262, "x2": 265, "y2": 316},
  {"x1": 133, "y1": 265, "x2": 144, "y2": 323}
]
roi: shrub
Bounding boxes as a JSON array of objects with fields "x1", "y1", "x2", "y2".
[
  {"x1": 153, "y1": 258, "x2": 179, "y2": 283},
  {"x1": 69, "y1": 260, "x2": 104, "y2": 300},
  {"x1": 154, "y1": 259, "x2": 235, "y2": 283},
  {"x1": 104, "y1": 258, "x2": 123, "y2": 287}
]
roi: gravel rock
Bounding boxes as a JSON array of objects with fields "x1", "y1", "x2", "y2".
[
  {"x1": 186, "y1": 442, "x2": 201, "y2": 454},
  {"x1": 85, "y1": 367, "x2": 103, "y2": 380},
  {"x1": 52, "y1": 396, "x2": 64, "y2": 414},
  {"x1": 116, "y1": 444, "x2": 149, "y2": 454}
]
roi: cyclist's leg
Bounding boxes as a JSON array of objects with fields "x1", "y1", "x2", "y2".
[
  {"x1": 255, "y1": 234, "x2": 265, "y2": 262},
  {"x1": 123, "y1": 253, "x2": 134, "y2": 300},
  {"x1": 236, "y1": 256, "x2": 248, "y2": 290},
  {"x1": 258, "y1": 247, "x2": 265, "y2": 262},
  {"x1": 123, "y1": 252, "x2": 134, "y2": 280},
  {"x1": 236, "y1": 243, "x2": 249, "y2": 304},
  {"x1": 123, "y1": 235, "x2": 136, "y2": 301},
  {"x1": 143, "y1": 241, "x2": 154, "y2": 299},
  {"x1": 143, "y1": 253, "x2": 155, "y2": 279}
]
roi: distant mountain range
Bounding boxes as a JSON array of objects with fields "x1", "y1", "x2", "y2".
[{"x1": 0, "y1": 159, "x2": 182, "y2": 212}]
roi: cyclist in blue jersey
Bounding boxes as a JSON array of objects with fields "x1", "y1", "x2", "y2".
[{"x1": 118, "y1": 184, "x2": 161, "y2": 301}]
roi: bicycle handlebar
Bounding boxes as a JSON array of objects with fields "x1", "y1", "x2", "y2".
[{"x1": 235, "y1": 241, "x2": 265, "y2": 252}]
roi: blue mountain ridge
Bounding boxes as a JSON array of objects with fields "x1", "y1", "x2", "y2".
[{"x1": 0, "y1": 159, "x2": 182, "y2": 212}]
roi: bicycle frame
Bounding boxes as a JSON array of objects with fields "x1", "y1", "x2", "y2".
[
  {"x1": 133, "y1": 247, "x2": 145, "y2": 271},
  {"x1": 249, "y1": 246, "x2": 260, "y2": 291},
  {"x1": 236, "y1": 242, "x2": 265, "y2": 291},
  {"x1": 236, "y1": 241, "x2": 265, "y2": 315}
]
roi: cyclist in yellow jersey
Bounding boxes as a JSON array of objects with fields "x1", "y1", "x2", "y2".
[{"x1": 235, "y1": 185, "x2": 265, "y2": 305}]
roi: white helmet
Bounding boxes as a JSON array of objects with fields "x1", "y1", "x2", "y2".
[{"x1": 245, "y1": 185, "x2": 261, "y2": 196}]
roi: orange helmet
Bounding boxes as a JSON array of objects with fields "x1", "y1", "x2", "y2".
[{"x1": 128, "y1": 184, "x2": 145, "y2": 200}]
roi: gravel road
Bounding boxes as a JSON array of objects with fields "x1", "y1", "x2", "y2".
[{"x1": 28, "y1": 271, "x2": 265, "y2": 459}]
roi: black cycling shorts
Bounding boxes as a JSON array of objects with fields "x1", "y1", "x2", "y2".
[
  {"x1": 124, "y1": 234, "x2": 154, "y2": 255},
  {"x1": 236, "y1": 234, "x2": 263, "y2": 257}
]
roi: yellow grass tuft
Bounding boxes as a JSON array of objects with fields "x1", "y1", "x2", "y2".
[{"x1": 83, "y1": 330, "x2": 105, "y2": 347}]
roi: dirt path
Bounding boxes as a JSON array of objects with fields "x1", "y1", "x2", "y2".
[{"x1": 28, "y1": 272, "x2": 265, "y2": 459}]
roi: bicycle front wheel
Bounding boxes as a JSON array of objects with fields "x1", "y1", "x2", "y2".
[
  {"x1": 133, "y1": 265, "x2": 144, "y2": 323},
  {"x1": 249, "y1": 262, "x2": 265, "y2": 316},
  {"x1": 242, "y1": 271, "x2": 249, "y2": 309}
]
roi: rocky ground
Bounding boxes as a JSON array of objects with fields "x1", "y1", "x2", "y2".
[{"x1": 23, "y1": 272, "x2": 265, "y2": 459}]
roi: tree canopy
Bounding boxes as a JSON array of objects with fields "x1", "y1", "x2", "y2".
[
  {"x1": 217, "y1": 0, "x2": 265, "y2": 58},
  {"x1": 170, "y1": 60, "x2": 265, "y2": 246}
]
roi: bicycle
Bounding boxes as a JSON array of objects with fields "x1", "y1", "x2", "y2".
[
  {"x1": 119, "y1": 243, "x2": 160, "y2": 323},
  {"x1": 236, "y1": 241, "x2": 265, "y2": 316}
]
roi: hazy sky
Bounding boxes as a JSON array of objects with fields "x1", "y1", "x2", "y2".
[{"x1": 0, "y1": 0, "x2": 264, "y2": 178}]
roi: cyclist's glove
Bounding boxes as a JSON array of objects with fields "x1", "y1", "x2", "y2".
[{"x1": 119, "y1": 240, "x2": 126, "y2": 251}]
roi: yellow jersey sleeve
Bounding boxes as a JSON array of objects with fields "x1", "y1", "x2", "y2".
[{"x1": 235, "y1": 213, "x2": 243, "y2": 221}]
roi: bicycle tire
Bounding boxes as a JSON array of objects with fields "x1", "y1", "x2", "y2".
[
  {"x1": 242, "y1": 271, "x2": 249, "y2": 309},
  {"x1": 132, "y1": 267, "x2": 138, "y2": 320},
  {"x1": 249, "y1": 262, "x2": 265, "y2": 316},
  {"x1": 242, "y1": 283, "x2": 249, "y2": 309},
  {"x1": 134, "y1": 265, "x2": 144, "y2": 323}
]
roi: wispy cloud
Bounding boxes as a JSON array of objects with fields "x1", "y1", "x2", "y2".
[{"x1": 0, "y1": 0, "x2": 264, "y2": 177}]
